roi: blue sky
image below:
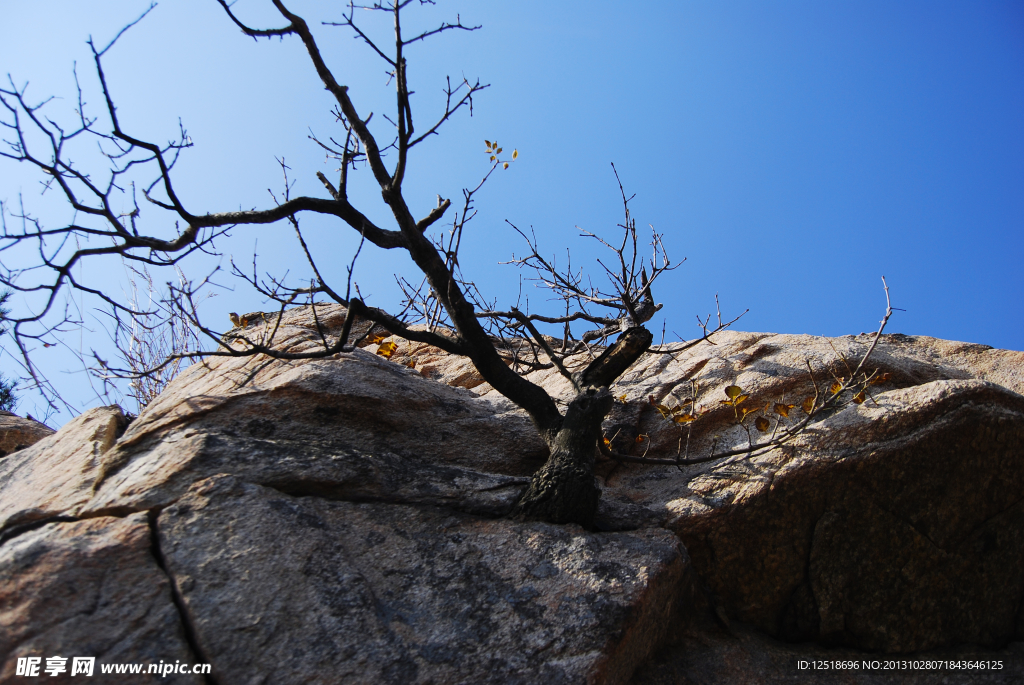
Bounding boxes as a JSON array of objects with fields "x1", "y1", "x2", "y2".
[{"x1": 1, "y1": 1, "x2": 1022, "y2": 424}]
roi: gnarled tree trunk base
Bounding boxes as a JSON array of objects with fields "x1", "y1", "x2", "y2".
[
  {"x1": 511, "y1": 451, "x2": 602, "y2": 527},
  {"x1": 511, "y1": 387, "x2": 614, "y2": 528}
]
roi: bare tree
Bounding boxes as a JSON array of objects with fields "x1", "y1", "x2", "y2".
[
  {"x1": 3, "y1": 1, "x2": 894, "y2": 527},
  {"x1": 93, "y1": 263, "x2": 203, "y2": 415}
]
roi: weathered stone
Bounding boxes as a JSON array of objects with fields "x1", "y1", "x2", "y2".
[
  {"x1": 397, "y1": 339, "x2": 490, "y2": 391},
  {"x1": 0, "y1": 513, "x2": 202, "y2": 684},
  {"x1": 84, "y1": 430, "x2": 529, "y2": 518},
  {"x1": 485, "y1": 331, "x2": 1024, "y2": 480},
  {"x1": 116, "y1": 307, "x2": 546, "y2": 478},
  {"x1": 64, "y1": 307, "x2": 545, "y2": 522},
  {"x1": 158, "y1": 475, "x2": 685, "y2": 685},
  {"x1": 660, "y1": 380, "x2": 1024, "y2": 653},
  {"x1": 3, "y1": 304, "x2": 1023, "y2": 674},
  {"x1": 0, "y1": 411, "x2": 54, "y2": 458},
  {"x1": 0, "y1": 406, "x2": 125, "y2": 534},
  {"x1": 463, "y1": 329, "x2": 1024, "y2": 653}
]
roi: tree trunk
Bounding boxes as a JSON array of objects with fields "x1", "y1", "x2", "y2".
[{"x1": 511, "y1": 387, "x2": 614, "y2": 528}]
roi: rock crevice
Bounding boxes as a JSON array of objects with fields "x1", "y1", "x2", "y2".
[{"x1": 146, "y1": 512, "x2": 220, "y2": 685}]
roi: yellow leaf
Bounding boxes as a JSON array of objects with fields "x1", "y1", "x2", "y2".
[
  {"x1": 755, "y1": 416, "x2": 770, "y2": 432},
  {"x1": 853, "y1": 390, "x2": 866, "y2": 404},
  {"x1": 656, "y1": 404, "x2": 672, "y2": 418},
  {"x1": 674, "y1": 413, "x2": 697, "y2": 423},
  {"x1": 496, "y1": 147, "x2": 502, "y2": 154},
  {"x1": 725, "y1": 385, "x2": 743, "y2": 399},
  {"x1": 406, "y1": 360, "x2": 416, "y2": 369},
  {"x1": 485, "y1": 139, "x2": 492, "y2": 148},
  {"x1": 869, "y1": 372, "x2": 892, "y2": 385},
  {"x1": 830, "y1": 381, "x2": 844, "y2": 395},
  {"x1": 367, "y1": 332, "x2": 387, "y2": 345},
  {"x1": 802, "y1": 397, "x2": 815, "y2": 414},
  {"x1": 603, "y1": 437, "x2": 611, "y2": 446},
  {"x1": 503, "y1": 162, "x2": 509, "y2": 169},
  {"x1": 774, "y1": 403, "x2": 794, "y2": 417},
  {"x1": 512, "y1": 149, "x2": 518, "y2": 159},
  {"x1": 377, "y1": 341, "x2": 398, "y2": 359},
  {"x1": 490, "y1": 155, "x2": 496, "y2": 161},
  {"x1": 618, "y1": 394, "x2": 628, "y2": 402}
]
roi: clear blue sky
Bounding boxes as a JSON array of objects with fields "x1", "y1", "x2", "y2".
[{"x1": 2, "y1": 1, "x2": 1022, "y2": 424}]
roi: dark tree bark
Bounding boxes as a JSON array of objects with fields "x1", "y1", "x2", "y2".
[
  {"x1": 511, "y1": 387, "x2": 613, "y2": 526},
  {"x1": 513, "y1": 327, "x2": 653, "y2": 527}
]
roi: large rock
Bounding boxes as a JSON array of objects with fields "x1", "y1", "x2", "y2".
[
  {"x1": 0, "y1": 406, "x2": 125, "y2": 534},
  {"x1": 157, "y1": 475, "x2": 685, "y2": 685},
  {"x1": 0, "y1": 411, "x2": 54, "y2": 458},
  {"x1": 0, "y1": 307, "x2": 691, "y2": 683},
  {"x1": 75, "y1": 306, "x2": 545, "y2": 524},
  {"x1": 1, "y1": 304, "x2": 1022, "y2": 679},
  {"x1": 462, "y1": 327, "x2": 1024, "y2": 652},
  {"x1": 53, "y1": 306, "x2": 553, "y2": 525},
  {"x1": 0, "y1": 513, "x2": 202, "y2": 684},
  {"x1": 569, "y1": 335, "x2": 1024, "y2": 653},
  {"x1": 117, "y1": 305, "x2": 546, "y2": 478},
  {"x1": 662, "y1": 379, "x2": 1024, "y2": 652}
]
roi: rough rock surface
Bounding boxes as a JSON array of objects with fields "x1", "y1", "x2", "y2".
[
  {"x1": 124, "y1": 305, "x2": 546, "y2": 478},
  {"x1": 0, "y1": 513, "x2": 202, "y2": 684},
  {"x1": 0, "y1": 411, "x2": 54, "y2": 458},
  {"x1": 456, "y1": 327, "x2": 1024, "y2": 654},
  {"x1": 660, "y1": 380, "x2": 1024, "y2": 653},
  {"x1": 1, "y1": 304, "x2": 1023, "y2": 681},
  {"x1": 0, "y1": 406, "x2": 125, "y2": 534},
  {"x1": 159, "y1": 475, "x2": 684, "y2": 685}
]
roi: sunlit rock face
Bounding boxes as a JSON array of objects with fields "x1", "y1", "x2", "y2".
[
  {"x1": 1, "y1": 304, "x2": 1022, "y2": 682},
  {"x1": 0, "y1": 410, "x2": 54, "y2": 459}
]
